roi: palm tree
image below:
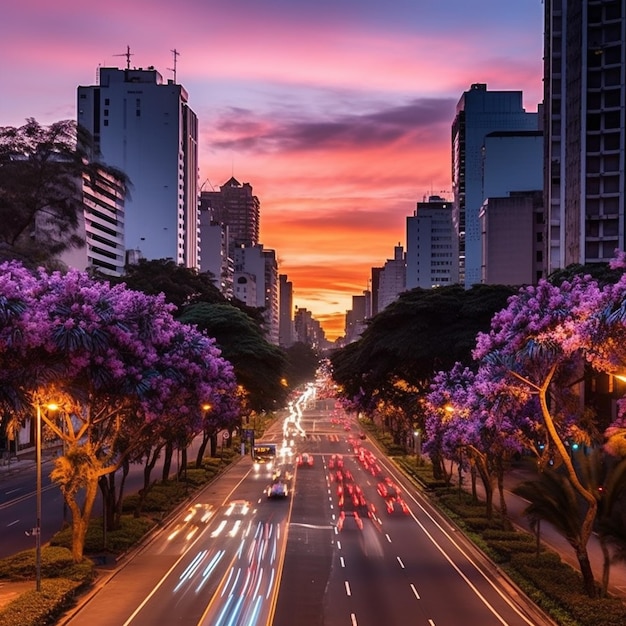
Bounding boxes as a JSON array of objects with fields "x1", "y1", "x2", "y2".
[{"x1": 513, "y1": 469, "x2": 598, "y2": 597}]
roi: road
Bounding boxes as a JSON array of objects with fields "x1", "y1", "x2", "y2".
[
  {"x1": 57, "y1": 395, "x2": 549, "y2": 626},
  {"x1": 0, "y1": 441, "x2": 201, "y2": 558}
]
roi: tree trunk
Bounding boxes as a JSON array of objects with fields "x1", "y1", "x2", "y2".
[
  {"x1": 114, "y1": 458, "x2": 130, "y2": 528},
  {"x1": 599, "y1": 535, "x2": 611, "y2": 598},
  {"x1": 576, "y1": 548, "x2": 598, "y2": 598},
  {"x1": 135, "y1": 445, "x2": 161, "y2": 517},
  {"x1": 497, "y1": 458, "x2": 508, "y2": 518},
  {"x1": 209, "y1": 433, "x2": 218, "y2": 457},
  {"x1": 162, "y1": 442, "x2": 173, "y2": 481},
  {"x1": 65, "y1": 473, "x2": 99, "y2": 563},
  {"x1": 98, "y1": 474, "x2": 116, "y2": 531},
  {"x1": 195, "y1": 430, "x2": 210, "y2": 468},
  {"x1": 180, "y1": 446, "x2": 187, "y2": 479}
]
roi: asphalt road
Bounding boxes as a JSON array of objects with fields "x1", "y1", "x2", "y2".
[{"x1": 55, "y1": 397, "x2": 551, "y2": 626}]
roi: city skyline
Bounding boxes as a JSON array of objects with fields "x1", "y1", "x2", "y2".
[{"x1": 1, "y1": 0, "x2": 544, "y2": 339}]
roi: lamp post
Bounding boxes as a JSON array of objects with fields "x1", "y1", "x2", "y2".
[
  {"x1": 35, "y1": 401, "x2": 57, "y2": 592},
  {"x1": 413, "y1": 428, "x2": 421, "y2": 465}
]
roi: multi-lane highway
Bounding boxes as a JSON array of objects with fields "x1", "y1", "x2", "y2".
[{"x1": 58, "y1": 390, "x2": 548, "y2": 626}]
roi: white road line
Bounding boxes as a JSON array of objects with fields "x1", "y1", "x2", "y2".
[
  {"x1": 428, "y1": 620, "x2": 436, "y2": 626},
  {"x1": 410, "y1": 583, "x2": 420, "y2": 599},
  {"x1": 350, "y1": 613, "x2": 358, "y2": 626},
  {"x1": 340, "y1": 556, "x2": 345, "y2": 568},
  {"x1": 7, "y1": 520, "x2": 20, "y2": 527},
  {"x1": 337, "y1": 540, "x2": 342, "y2": 550},
  {"x1": 345, "y1": 581, "x2": 351, "y2": 596},
  {"x1": 396, "y1": 556, "x2": 405, "y2": 569},
  {"x1": 385, "y1": 533, "x2": 392, "y2": 543}
]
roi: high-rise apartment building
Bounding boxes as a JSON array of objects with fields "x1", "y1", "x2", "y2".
[
  {"x1": 452, "y1": 83, "x2": 538, "y2": 287},
  {"x1": 544, "y1": 0, "x2": 625, "y2": 271},
  {"x1": 77, "y1": 66, "x2": 199, "y2": 268},
  {"x1": 279, "y1": 274, "x2": 295, "y2": 348},
  {"x1": 406, "y1": 195, "x2": 458, "y2": 289},
  {"x1": 377, "y1": 244, "x2": 406, "y2": 312},
  {"x1": 201, "y1": 177, "x2": 260, "y2": 256},
  {"x1": 233, "y1": 244, "x2": 279, "y2": 344}
]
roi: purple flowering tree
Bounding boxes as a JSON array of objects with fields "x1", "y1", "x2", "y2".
[
  {"x1": 426, "y1": 363, "x2": 541, "y2": 518},
  {"x1": 472, "y1": 273, "x2": 614, "y2": 596},
  {"x1": 0, "y1": 262, "x2": 239, "y2": 562}
]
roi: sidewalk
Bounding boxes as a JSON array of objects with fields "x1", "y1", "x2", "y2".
[{"x1": 453, "y1": 460, "x2": 626, "y2": 600}]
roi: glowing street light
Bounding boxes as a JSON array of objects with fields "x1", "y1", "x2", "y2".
[{"x1": 35, "y1": 401, "x2": 58, "y2": 592}]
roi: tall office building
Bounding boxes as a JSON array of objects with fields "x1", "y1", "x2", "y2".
[
  {"x1": 77, "y1": 66, "x2": 199, "y2": 268},
  {"x1": 201, "y1": 177, "x2": 260, "y2": 256},
  {"x1": 544, "y1": 0, "x2": 625, "y2": 271},
  {"x1": 451, "y1": 84, "x2": 538, "y2": 287},
  {"x1": 406, "y1": 195, "x2": 458, "y2": 289}
]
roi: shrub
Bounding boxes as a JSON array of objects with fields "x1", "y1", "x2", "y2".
[
  {"x1": 0, "y1": 547, "x2": 91, "y2": 582},
  {"x1": 0, "y1": 578, "x2": 82, "y2": 626}
]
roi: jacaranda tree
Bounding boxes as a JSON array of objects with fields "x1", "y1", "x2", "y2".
[
  {"x1": 471, "y1": 269, "x2": 624, "y2": 596},
  {"x1": 0, "y1": 261, "x2": 238, "y2": 562}
]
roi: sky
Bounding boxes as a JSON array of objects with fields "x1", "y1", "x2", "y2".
[{"x1": 1, "y1": 0, "x2": 545, "y2": 340}]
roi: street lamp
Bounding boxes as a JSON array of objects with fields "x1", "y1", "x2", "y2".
[
  {"x1": 413, "y1": 428, "x2": 421, "y2": 464},
  {"x1": 35, "y1": 401, "x2": 58, "y2": 592}
]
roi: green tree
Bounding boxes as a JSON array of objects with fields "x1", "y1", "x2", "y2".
[
  {"x1": 0, "y1": 118, "x2": 127, "y2": 268},
  {"x1": 179, "y1": 302, "x2": 289, "y2": 413},
  {"x1": 284, "y1": 342, "x2": 319, "y2": 389},
  {"x1": 331, "y1": 284, "x2": 517, "y2": 440}
]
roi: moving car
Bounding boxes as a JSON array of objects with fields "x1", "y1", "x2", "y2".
[
  {"x1": 296, "y1": 453, "x2": 314, "y2": 467},
  {"x1": 267, "y1": 481, "x2": 289, "y2": 499}
]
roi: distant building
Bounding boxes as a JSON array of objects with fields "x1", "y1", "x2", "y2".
[
  {"x1": 406, "y1": 196, "x2": 458, "y2": 289},
  {"x1": 199, "y1": 203, "x2": 233, "y2": 298},
  {"x1": 55, "y1": 165, "x2": 126, "y2": 277},
  {"x1": 77, "y1": 66, "x2": 199, "y2": 268},
  {"x1": 344, "y1": 293, "x2": 368, "y2": 344},
  {"x1": 294, "y1": 307, "x2": 326, "y2": 349},
  {"x1": 377, "y1": 244, "x2": 406, "y2": 312},
  {"x1": 233, "y1": 271, "x2": 257, "y2": 307},
  {"x1": 279, "y1": 274, "x2": 295, "y2": 348},
  {"x1": 370, "y1": 267, "x2": 382, "y2": 316},
  {"x1": 543, "y1": 1, "x2": 626, "y2": 271},
  {"x1": 201, "y1": 177, "x2": 260, "y2": 256},
  {"x1": 452, "y1": 83, "x2": 538, "y2": 287},
  {"x1": 233, "y1": 244, "x2": 279, "y2": 344},
  {"x1": 480, "y1": 191, "x2": 544, "y2": 286}
]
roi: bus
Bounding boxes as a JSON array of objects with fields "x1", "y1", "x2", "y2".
[{"x1": 252, "y1": 442, "x2": 277, "y2": 472}]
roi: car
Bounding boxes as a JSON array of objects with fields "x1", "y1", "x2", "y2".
[
  {"x1": 385, "y1": 497, "x2": 410, "y2": 515},
  {"x1": 267, "y1": 481, "x2": 289, "y2": 498},
  {"x1": 296, "y1": 453, "x2": 314, "y2": 467},
  {"x1": 337, "y1": 510, "x2": 364, "y2": 531}
]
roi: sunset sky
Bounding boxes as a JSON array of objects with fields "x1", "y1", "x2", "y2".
[{"x1": 1, "y1": 0, "x2": 544, "y2": 340}]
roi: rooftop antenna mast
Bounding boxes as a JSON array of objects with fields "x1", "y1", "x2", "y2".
[
  {"x1": 114, "y1": 45, "x2": 133, "y2": 70},
  {"x1": 169, "y1": 48, "x2": 180, "y2": 82}
]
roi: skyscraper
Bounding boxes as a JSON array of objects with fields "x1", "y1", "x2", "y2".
[
  {"x1": 201, "y1": 177, "x2": 260, "y2": 256},
  {"x1": 406, "y1": 195, "x2": 458, "y2": 290},
  {"x1": 77, "y1": 65, "x2": 199, "y2": 268},
  {"x1": 451, "y1": 83, "x2": 538, "y2": 287},
  {"x1": 544, "y1": 0, "x2": 625, "y2": 271}
]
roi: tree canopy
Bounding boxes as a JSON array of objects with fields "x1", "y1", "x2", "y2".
[
  {"x1": 178, "y1": 302, "x2": 289, "y2": 413},
  {"x1": 0, "y1": 118, "x2": 127, "y2": 268}
]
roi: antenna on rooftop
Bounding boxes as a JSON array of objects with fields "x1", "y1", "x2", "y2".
[
  {"x1": 114, "y1": 45, "x2": 133, "y2": 70},
  {"x1": 169, "y1": 48, "x2": 180, "y2": 82}
]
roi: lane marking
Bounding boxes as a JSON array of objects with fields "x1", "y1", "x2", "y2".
[
  {"x1": 345, "y1": 581, "x2": 351, "y2": 596},
  {"x1": 396, "y1": 556, "x2": 405, "y2": 569},
  {"x1": 410, "y1": 583, "x2": 420, "y2": 599}
]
